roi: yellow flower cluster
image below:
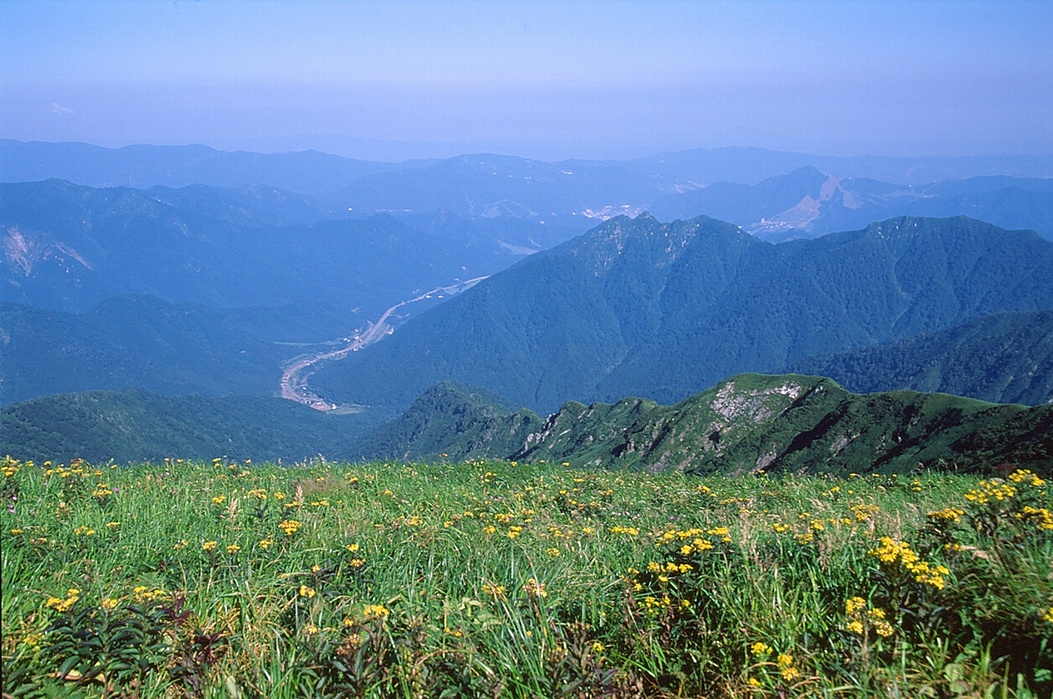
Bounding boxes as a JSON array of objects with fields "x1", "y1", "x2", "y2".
[
  {"x1": 868, "y1": 537, "x2": 950, "y2": 590},
  {"x1": 927, "y1": 507, "x2": 965, "y2": 523},
  {"x1": 523, "y1": 578, "x2": 547, "y2": 598},
  {"x1": 44, "y1": 462, "x2": 89, "y2": 479},
  {"x1": 1017, "y1": 506, "x2": 1053, "y2": 531},
  {"x1": 646, "y1": 560, "x2": 694, "y2": 582},
  {"x1": 362, "y1": 604, "x2": 389, "y2": 621},
  {"x1": 1007, "y1": 469, "x2": 1046, "y2": 487},
  {"x1": 45, "y1": 588, "x2": 80, "y2": 613},
  {"x1": 750, "y1": 641, "x2": 772, "y2": 657},
  {"x1": 657, "y1": 526, "x2": 731, "y2": 553},
  {"x1": 964, "y1": 480, "x2": 1016, "y2": 504},
  {"x1": 481, "y1": 581, "x2": 506, "y2": 599},
  {"x1": 609, "y1": 525, "x2": 639, "y2": 537},
  {"x1": 777, "y1": 653, "x2": 800, "y2": 681},
  {"x1": 844, "y1": 597, "x2": 894, "y2": 637},
  {"x1": 133, "y1": 586, "x2": 165, "y2": 602},
  {"x1": 851, "y1": 503, "x2": 881, "y2": 521},
  {"x1": 278, "y1": 519, "x2": 302, "y2": 536},
  {"x1": 642, "y1": 594, "x2": 674, "y2": 615}
]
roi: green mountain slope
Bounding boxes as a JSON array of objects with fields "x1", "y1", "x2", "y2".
[
  {"x1": 313, "y1": 215, "x2": 1053, "y2": 415},
  {"x1": 0, "y1": 390, "x2": 375, "y2": 464},
  {"x1": 0, "y1": 296, "x2": 355, "y2": 404},
  {"x1": 788, "y1": 310, "x2": 1053, "y2": 405},
  {"x1": 364, "y1": 375, "x2": 1052, "y2": 475},
  {"x1": 512, "y1": 374, "x2": 1052, "y2": 475},
  {"x1": 344, "y1": 382, "x2": 543, "y2": 461},
  {"x1": 3, "y1": 376, "x2": 1049, "y2": 474}
]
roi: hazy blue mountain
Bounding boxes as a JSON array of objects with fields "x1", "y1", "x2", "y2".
[
  {"x1": 333, "y1": 153, "x2": 666, "y2": 221},
  {"x1": 311, "y1": 215, "x2": 1053, "y2": 415},
  {"x1": 787, "y1": 311, "x2": 1053, "y2": 405},
  {"x1": 630, "y1": 148, "x2": 1053, "y2": 186},
  {"x1": 648, "y1": 167, "x2": 1053, "y2": 241},
  {"x1": 7, "y1": 140, "x2": 1052, "y2": 196},
  {"x1": 0, "y1": 180, "x2": 522, "y2": 314},
  {"x1": 0, "y1": 140, "x2": 409, "y2": 196}
]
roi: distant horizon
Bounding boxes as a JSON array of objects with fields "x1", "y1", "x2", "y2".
[
  {"x1": 3, "y1": 1, "x2": 1050, "y2": 163},
  {"x1": 6, "y1": 137, "x2": 1053, "y2": 166}
]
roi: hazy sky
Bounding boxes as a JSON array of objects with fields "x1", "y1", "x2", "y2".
[{"x1": 3, "y1": 0, "x2": 1051, "y2": 161}]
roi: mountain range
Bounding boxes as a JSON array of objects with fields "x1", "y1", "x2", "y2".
[
  {"x1": 312, "y1": 215, "x2": 1053, "y2": 415},
  {"x1": 6, "y1": 140, "x2": 1053, "y2": 193},
  {"x1": 648, "y1": 166, "x2": 1053, "y2": 242},
  {"x1": 0, "y1": 179, "x2": 529, "y2": 315},
  {"x1": 3, "y1": 376, "x2": 1049, "y2": 475},
  {"x1": 5, "y1": 141, "x2": 1052, "y2": 243},
  {"x1": 2, "y1": 141, "x2": 1052, "y2": 471}
]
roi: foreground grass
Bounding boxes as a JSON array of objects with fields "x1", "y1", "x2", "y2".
[{"x1": 1, "y1": 456, "x2": 1051, "y2": 698}]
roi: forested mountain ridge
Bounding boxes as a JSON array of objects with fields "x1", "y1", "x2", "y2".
[
  {"x1": 312, "y1": 215, "x2": 1053, "y2": 415},
  {"x1": 0, "y1": 180, "x2": 522, "y2": 314},
  {"x1": 788, "y1": 310, "x2": 1053, "y2": 405},
  {"x1": 0, "y1": 296, "x2": 355, "y2": 404},
  {"x1": 510, "y1": 374, "x2": 1053, "y2": 475},
  {"x1": 0, "y1": 389, "x2": 376, "y2": 465},
  {"x1": 4, "y1": 376, "x2": 1049, "y2": 476}
]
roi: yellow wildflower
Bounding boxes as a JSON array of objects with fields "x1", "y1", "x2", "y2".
[
  {"x1": 362, "y1": 604, "x2": 389, "y2": 621},
  {"x1": 278, "y1": 519, "x2": 302, "y2": 536},
  {"x1": 523, "y1": 578, "x2": 547, "y2": 598},
  {"x1": 750, "y1": 642, "x2": 772, "y2": 657}
]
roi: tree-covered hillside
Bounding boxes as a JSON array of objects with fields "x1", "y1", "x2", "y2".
[
  {"x1": 788, "y1": 310, "x2": 1053, "y2": 405},
  {"x1": 312, "y1": 215, "x2": 1053, "y2": 415},
  {"x1": 0, "y1": 296, "x2": 360, "y2": 404},
  {"x1": 0, "y1": 180, "x2": 526, "y2": 314},
  {"x1": 4, "y1": 376, "x2": 1050, "y2": 475},
  {"x1": 0, "y1": 390, "x2": 375, "y2": 464}
]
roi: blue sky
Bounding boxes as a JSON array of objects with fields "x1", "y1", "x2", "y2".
[{"x1": 2, "y1": 0, "x2": 1051, "y2": 161}]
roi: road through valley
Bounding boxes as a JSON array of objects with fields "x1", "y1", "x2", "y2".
[{"x1": 279, "y1": 276, "x2": 488, "y2": 410}]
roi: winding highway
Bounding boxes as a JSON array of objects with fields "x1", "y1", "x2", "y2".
[{"x1": 279, "y1": 276, "x2": 489, "y2": 410}]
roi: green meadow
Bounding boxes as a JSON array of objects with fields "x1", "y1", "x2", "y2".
[{"x1": 2, "y1": 456, "x2": 1051, "y2": 698}]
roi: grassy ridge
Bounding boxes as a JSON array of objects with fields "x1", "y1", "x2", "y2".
[{"x1": 2, "y1": 456, "x2": 1051, "y2": 697}]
